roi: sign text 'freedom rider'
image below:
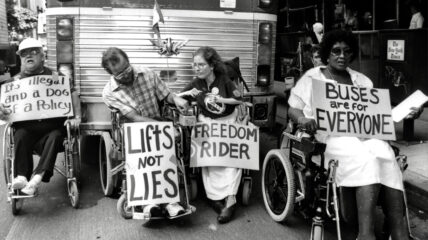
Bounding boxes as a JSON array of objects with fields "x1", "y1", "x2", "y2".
[
  {"x1": 190, "y1": 121, "x2": 259, "y2": 170},
  {"x1": 0, "y1": 75, "x2": 73, "y2": 122},
  {"x1": 312, "y1": 79, "x2": 396, "y2": 140},
  {"x1": 124, "y1": 122, "x2": 180, "y2": 207}
]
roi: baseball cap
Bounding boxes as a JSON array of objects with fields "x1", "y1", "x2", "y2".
[{"x1": 16, "y1": 38, "x2": 43, "y2": 55}]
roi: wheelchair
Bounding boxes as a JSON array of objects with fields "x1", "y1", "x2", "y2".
[
  {"x1": 3, "y1": 121, "x2": 81, "y2": 215},
  {"x1": 182, "y1": 101, "x2": 254, "y2": 206},
  {"x1": 261, "y1": 124, "x2": 417, "y2": 240},
  {"x1": 108, "y1": 106, "x2": 196, "y2": 220}
]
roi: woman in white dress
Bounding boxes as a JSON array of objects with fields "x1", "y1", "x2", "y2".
[
  {"x1": 180, "y1": 46, "x2": 247, "y2": 223},
  {"x1": 288, "y1": 30, "x2": 421, "y2": 240}
]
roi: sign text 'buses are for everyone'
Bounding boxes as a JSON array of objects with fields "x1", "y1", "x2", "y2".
[{"x1": 312, "y1": 79, "x2": 395, "y2": 140}]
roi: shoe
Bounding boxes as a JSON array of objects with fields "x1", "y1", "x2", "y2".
[
  {"x1": 21, "y1": 183, "x2": 38, "y2": 196},
  {"x1": 165, "y1": 202, "x2": 185, "y2": 217},
  {"x1": 11, "y1": 176, "x2": 28, "y2": 190},
  {"x1": 217, "y1": 204, "x2": 236, "y2": 224},
  {"x1": 210, "y1": 200, "x2": 224, "y2": 214},
  {"x1": 143, "y1": 204, "x2": 161, "y2": 217}
]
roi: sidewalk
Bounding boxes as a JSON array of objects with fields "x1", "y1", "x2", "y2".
[
  {"x1": 394, "y1": 110, "x2": 428, "y2": 213},
  {"x1": 273, "y1": 98, "x2": 428, "y2": 213}
]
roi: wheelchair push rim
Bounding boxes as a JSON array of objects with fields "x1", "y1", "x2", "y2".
[{"x1": 262, "y1": 149, "x2": 296, "y2": 222}]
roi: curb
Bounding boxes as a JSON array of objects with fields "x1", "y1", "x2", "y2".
[{"x1": 404, "y1": 171, "x2": 428, "y2": 214}]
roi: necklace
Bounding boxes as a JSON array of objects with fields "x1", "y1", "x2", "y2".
[
  {"x1": 325, "y1": 67, "x2": 351, "y2": 85},
  {"x1": 326, "y1": 67, "x2": 336, "y2": 82}
]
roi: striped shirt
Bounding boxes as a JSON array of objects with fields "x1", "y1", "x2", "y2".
[{"x1": 102, "y1": 65, "x2": 170, "y2": 118}]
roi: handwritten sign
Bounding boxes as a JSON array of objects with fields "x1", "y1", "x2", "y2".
[
  {"x1": 312, "y1": 79, "x2": 396, "y2": 140},
  {"x1": 387, "y1": 40, "x2": 405, "y2": 61},
  {"x1": 190, "y1": 121, "x2": 259, "y2": 170},
  {"x1": 124, "y1": 122, "x2": 180, "y2": 207},
  {"x1": 0, "y1": 75, "x2": 73, "y2": 122}
]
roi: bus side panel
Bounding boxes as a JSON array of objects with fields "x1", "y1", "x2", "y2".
[{"x1": 46, "y1": 8, "x2": 276, "y2": 124}]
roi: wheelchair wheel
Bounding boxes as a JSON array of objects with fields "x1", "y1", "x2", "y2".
[
  {"x1": 117, "y1": 193, "x2": 132, "y2": 219},
  {"x1": 3, "y1": 125, "x2": 12, "y2": 185},
  {"x1": 11, "y1": 198, "x2": 23, "y2": 215},
  {"x1": 99, "y1": 134, "x2": 114, "y2": 196},
  {"x1": 241, "y1": 178, "x2": 252, "y2": 206},
  {"x1": 68, "y1": 180, "x2": 80, "y2": 208},
  {"x1": 262, "y1": 149, "x2": 295, "y2": 222}
]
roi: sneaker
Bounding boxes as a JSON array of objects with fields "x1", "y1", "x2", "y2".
[
  {"x1": 21, "y1": 183, "x2": 38, "y2": 196},
  {"x1": 11, "y1": 176, "x2": 28, "y2": 190},
  {"x1": 165, "y1": 202, "x2": 185, "y2": 217}
]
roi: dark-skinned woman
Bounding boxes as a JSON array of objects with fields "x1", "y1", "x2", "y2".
[{"x1": 288, "y1": 30, "x2": 422, "y2": 240}]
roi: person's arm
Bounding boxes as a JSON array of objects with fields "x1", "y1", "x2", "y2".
[
  {"x1": 416, "y1": 15, "x2": 424, "y2": 28},
  {"x1": 213, "y1": 96, "x2": 247, "y2": 105},
  {"x1": 166, "y1": 92, "x2": 189, "y2": 111},
  {"x1": 124, "y1": 109, "x2": 158, "y2": 122},
  {"x1": 64, "y1": 76, "x2": 81, "y2": 128},
  {"x1": 65, "y1": 90, "x2": 82, "y2": 128},
  {"x1": 288, "y1": 106, "x2": 317, "y2": 133}
]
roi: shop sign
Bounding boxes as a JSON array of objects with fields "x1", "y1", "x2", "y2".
[{"x1": 387, "y1": 40, "x2": 405, "y2": 61}]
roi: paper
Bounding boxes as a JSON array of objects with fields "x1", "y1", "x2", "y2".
[{"x1": 392, "y1": 90, "x2": 428, "y2": 122}]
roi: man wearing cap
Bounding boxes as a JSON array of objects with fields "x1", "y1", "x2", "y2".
[{"x1": 0, "y1": 38, "x2": 81, "y2": 196}]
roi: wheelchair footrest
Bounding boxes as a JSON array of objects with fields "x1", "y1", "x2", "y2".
[{"x1": 166, "y1": 205, "x2": 196, "y2": 219}]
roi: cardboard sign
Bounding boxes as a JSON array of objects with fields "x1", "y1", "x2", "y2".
[
  {"x1": 0, "y1": 75, "x2": 73, "y2": 122},
  {"x1": 387, "y1": 40, "x2": 405, "y2": 61},
  {"x1": 312, "y1": 79, "x2": 396, "y2": 140},
  {"x1": 124, "y1": 122, "x2": 180, "y2": 207},
  {"x1": 190, "y1": 121, "x2": 259, "y2": 170}
]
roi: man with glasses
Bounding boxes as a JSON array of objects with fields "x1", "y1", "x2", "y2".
[
  {"x1": 0, "y1": 38, "x2": 81, "y2": 196},
  {"x1": 101, "y1": 47, "x2": 188, "y2": 217}
]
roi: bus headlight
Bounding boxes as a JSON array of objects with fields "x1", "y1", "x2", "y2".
[{"x1": 57, "y1": 18, "x2": 74, "y2": 41}]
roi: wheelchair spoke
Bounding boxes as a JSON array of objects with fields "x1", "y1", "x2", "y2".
[{"x1": 276, "y1": 186, "x2": 288, "y2": 203}]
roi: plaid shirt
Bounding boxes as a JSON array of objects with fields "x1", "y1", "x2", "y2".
[{"x1": 102, "y1": 65, "x2": 170, "y2": 118}]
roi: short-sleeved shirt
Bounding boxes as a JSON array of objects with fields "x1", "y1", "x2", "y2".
[
  {"x1": 182, "y1": 75, "x2": 241, "y2": 119},
  {"x1": 102, "y1": 65, "x2": 170, "y2": 118},
  {"x1": 288, "y1": 66, "x2": 403, "y2": 190}
]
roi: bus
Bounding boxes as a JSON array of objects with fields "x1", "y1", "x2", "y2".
[{"x1": 45, "y1": 0, "x2": 278, "y2": 195}]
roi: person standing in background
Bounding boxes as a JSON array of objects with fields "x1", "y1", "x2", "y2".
[{"x1": 409, "y1": 0, "x2": 424, "y2": 29}]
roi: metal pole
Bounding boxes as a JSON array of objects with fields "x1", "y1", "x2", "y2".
[
  {"x1": 396, "y1": 0, "x2": 400, "y2": 26},
  {"x1": 373, "y1": 0, "x2": 376, "y2": 30},
  {"x1": 322, "y1": 0, "x2": 325, "y2": 29}
]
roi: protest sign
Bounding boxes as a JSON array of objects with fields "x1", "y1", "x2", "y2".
[
  {"x1": 124, "y1": 122, "x2": 180, "y2": 207},
  {"x1": 0, "y1": 75, "x2": 74, "y2": 122},
  {"x1": 312, "y1": 79, "x2": 396, "y2": 140},
  {"x1": 190, "y1": 121, "x2": 259, "y2": 170}
]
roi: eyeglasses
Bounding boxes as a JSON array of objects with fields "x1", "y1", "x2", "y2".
[
  {"x1": 20, "y1": 48, "x2": 41, "y2": 58},
  {"x1": 113, "y1": 65, "x2": 132, "y2": 79},
  {"x1": 330, "y1": 48, "x2": 353, "y2": 58},
  {"x1": 192, "y1": 62, "x2": 208, "y2": 69}
]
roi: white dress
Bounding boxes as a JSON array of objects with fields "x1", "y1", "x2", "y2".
[
  {"x1": 198, "y1": 110, "x2": 243, "y2": 200},
  {"x1": 288, "y1": 66, "x2": 403, "y2": 191}
]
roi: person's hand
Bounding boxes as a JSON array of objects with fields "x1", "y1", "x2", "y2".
[
  {"x1": 405, "y1": 106, "x2": 424, "y2": 120},
  {"x1": 213, "y1": 95, "x2": 224, "y2": 103},
  {"x1": 0, "y1": 103, "x2": 11, "y2": 121},
  {"x1": 297, "y1": 117, "x2": 317, "y2": 134},
  {"x1": 64, "y1": 117, "x2": 81, "y2": 130},
  {"x1": 188, "y1": 88, "x2": 202, "y2": 97},
  {"x1": 173, "y1": 95, "x2": 189, "y2": 113}
]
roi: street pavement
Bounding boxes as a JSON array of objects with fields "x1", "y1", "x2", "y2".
[{"x1": 0, "y1": 125, "x2": 427, "y2": 240}]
